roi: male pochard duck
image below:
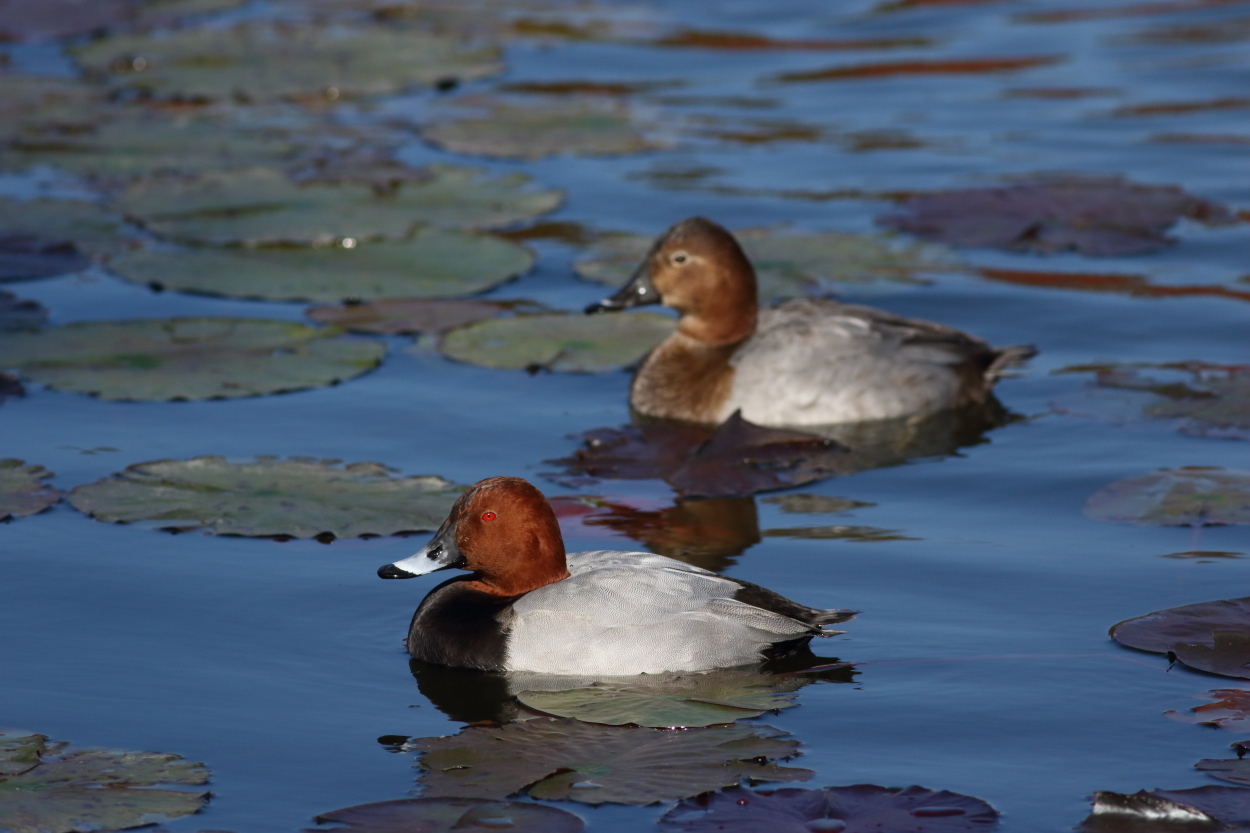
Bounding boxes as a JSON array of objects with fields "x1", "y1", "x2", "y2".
[
  {"x1": 378, "y1": 476, "x2": 854, "y2": 675},
  {"x1": 587, "y1": 217, "x2": 1036, "y2": 426}
]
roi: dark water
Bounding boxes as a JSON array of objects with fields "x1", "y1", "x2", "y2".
[{"x1": 2, "y1": 0, "x2": 1248, "y2": 830}]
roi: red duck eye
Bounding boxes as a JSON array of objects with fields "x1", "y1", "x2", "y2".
[{"x1": 481, "y1": 511, "x2": 497, "y2": 522}]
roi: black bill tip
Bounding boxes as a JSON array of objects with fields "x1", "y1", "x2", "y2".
[{"x1": 378, "y1": 563, "x2": 417, "y2": 579}]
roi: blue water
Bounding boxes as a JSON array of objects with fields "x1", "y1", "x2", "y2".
[{"x1": 3, "y1": 0, "x2": 1248, "y2": 830}]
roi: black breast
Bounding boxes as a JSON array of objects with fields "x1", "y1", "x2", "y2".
[{"x1": 405, "y1": 575, "x2": 518, "y2": 672}]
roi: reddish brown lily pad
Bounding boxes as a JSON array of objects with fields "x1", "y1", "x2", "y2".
[
  {"x1": 1110, "y1": 597, "x2": 1250, "y2": 679},
  {"x1": 310, "y1": 797, "x2": 584, "y2": 833},
  {"x1": 305, "y1": 298, "x2": 525, "y2": 335},
  {"x1": 1078, "y1": 786, "x2": 1250, "y2": 832},
  {"x1": 1168, "y1": 690, "x2": 1250, "y2": 731},
  {"x1": 878, "y1": 176, "x2": 1231, "y2": 255},
  {"x1": 775, "y1": 56, "x2": 1059, "y2": 83},
  {"x1": 659, "y1": 784, "x2": 999, "y2": 832},
  {"x1": 547, "y1": 411, "x2": 851, "y2": 498}
]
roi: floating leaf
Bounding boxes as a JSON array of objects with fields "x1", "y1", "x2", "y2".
[
  {"x1": 422, "y1": 95, "x2": 666, "y2": 160},
  {"x1": 1084, "y1": 467, "x2": 1250, "y2": 526},
  {"x1": 311, "y1": 798, "x2": 583, "y2": 833},
  {"x1": 307, "y1": 298, "x2": 523, "y2": 335},
  {"x1": 516, "y1": 668, "x2": 807, "y2": 728},
  {"x1": 412, "y1": 718, "x2": 810, "y2": 805},
  {"x1": 764, "y1": 525, "x2": 917, "y2": 542},
  {"x1": 1196, "y1": 758, "x2": 1250, "y2": 787},
  {"x1": 1079, "y1": 786, "x2": 1250, "y2": 832},
  {"x1": 0, "y1": 76, "x2": 109, "y2": 139},
  {"x1": 439, "y1": 311, "x2": 674, "y2": 373},
  {"x1": 576, "y1": 228, "x2": 952, "y2": 302},
  {"x1": 1167, "y1": 689, "x2": 1250, "y2": 731},
  {"x1": 68, "y1": 456, "x2": 463, "y2": 538},
  {"x1": 0, "y1": 730, "x2": 46, "y2": 776},
  {"x1": 0, "y1": 234, "x2": 90, "y2": 282},
  {"x1": 0, "y1": 291, "x2": 46, "y2": 331},
  {"x1": 108, "y1": 231, "x2": 534, "y2": 303},
  {"x1": 1079, "y1": 364, "x2": 1250, "y2": 440},
  {"x1": 659, "y1": 784, "x2": 1000, "y2": 832},
  {"x1": 115, "y1": 165, "x2": 562, "y2": 245},
  {"x1": 0, "y1": 742, "x2": 208, "y2": 833},
  {"x1": 0, "y1": 0, "x2": 137, "y2": 41},
  {"x1": 0, "y1": 317, "x2": 384, "y2": 401},
  {"x1": 548, "y1": 412, "x2": 852, "y2": 498},
  {"x1": 1110, "y1": 597, "x2": 1250, "y2": 679},
  {"x1": 774, "y1": 56, "x2": 1060, "y2": 83},
  {"x1": 761, "y1": 494, "x2": 875, "y2": 514},
  {"x1": 72, "y1": 23, "x2": 503, "y2": 102},
  {"x1": 878, "y1": 176, "x2": 1232, "y2": 256},
  {"x1": 0, "y1": 199, "x2": 135, "y2": 260},
  {"x1": 0, "y1": 460, "x2": 60, "y2": 521},
  {"x1": 979, "y1": 268, "x2": 1250, "y2": 304}
]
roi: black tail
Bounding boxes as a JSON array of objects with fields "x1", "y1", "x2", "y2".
[{"x1": 729, "y1": 578, "x2": 859, "y2": 629}]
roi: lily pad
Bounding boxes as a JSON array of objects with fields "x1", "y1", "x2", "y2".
[
  {"x1": 1079, "y1": 786, "x2": 1250, "y2": 832},
  {"x1": 108, "y1": 230, "x2": 534, "y2": 303},
  {"x1": 0, "y1": 234, "x2": 90, "y2": 281},
  {"x1": 306, "y1": 298, "x2": 525, "y2": 335},
  {"x1": 1168, "y1": 690, "x2": 1250, "y2": 731},
  {"x1": 0, "y1": 460, "x2": 60, "y2": 521},
  {"x1": 115, "y1": 165, "x2": 562, "y2": 245},
  {"x1": 0, "y1": 317, "x2": 384, "y2": 401},
  {"x1": 1084, "y1": 467, "x2": 1250, "y2": 526},
  {"x1": 422, "y1": 95, "x2": 666, "y2": 160},
  {"x1": 0, "y1": 199, "x2": 134, "y2": 261},
  {"x1": 548, "y1": 411, "x2": 852, "y2": 498},
  {"x1": 764, "y1": 525, "x2": 917, "y2": 542},
  {"x1": 0, "y1": 292, "x2": 46, "y2": 331},
  {"x1": 411, "y1": 718, "x2": 811, "y2": 805},
  {"x1": 0, "y1": 730, "x2": 46, "y2": 776},
  {"x1": 0, "y1": 0, "x2": 136, "y2": 41},
  {"x1": 1081, "y1": 363, "x2": 1250, "y2": 441},
  {"x1": 1110, "y1": 597, "x2": 1250, "y2": 679},
  {"x1": 761, "y1": 494, "x2": 875, "y2": 514},
  {"x1": 72, "y1": 23, "x2": 503, "y2": 102},
  {"x1": 659, "y1": 784, "x2": 1000, "y2": 832},
  {"x1": 439, "y1": 310, "x2": 674, "y2": 373},
  {"x1": 576, "y1": 228, "x2": 953, "y2": 302},
  {"x1": 1196, "y1": 758, "x2": 1250, "y2": 787},
  {"x1": 68, "y1": 456, "x2": 463, "y2": 538},
  {"x1": 878, "y1": 176, "x2": 1232, "y2": 256},
  {"x1": 0, "y1": 742, "x2": 208, "y2": 833},
  {"x1": 516, "y1": 669, "x2": 804, "y2": 728},
  {"x1": 311, "y1": 798, "x2": 583, "y2": 833}
]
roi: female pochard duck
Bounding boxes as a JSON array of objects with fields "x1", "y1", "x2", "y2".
[
  {"x1": 378, "y1": 476, "x2": 854, "y2": 675},
  {"x1": 587, "y1": 217, "x2": 1036, "y2": 426}
]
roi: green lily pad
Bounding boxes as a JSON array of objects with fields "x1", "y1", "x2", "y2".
[
  {"x1": 108, "y1": 230, "x2": 534, "y2": 302},
  {"x1": 576, "y1": 227, "x2": 954, "y2": 302},
  {"x1": 422, "y1": 95, "x2": 666, "y2": 160},
  {"x1": 761, "y1": 494, "x2": 875, "y2": 514},
  {"x1": 0, "y1": 460, "x2": 60, "y2": 521},
  {"x1": 68, "y1": 456, "x2": 463, "y2": 538},
  {"x1": 439, "y1": 311, "x2": 674, "y2": 373},
  {"x1": 311, "y1": 798, "x2": 584, "y2": 833},
  {"x1": 0, "y1": 742, "x2": 208, "y2": 833},
  {"x1": 763, "y1": 525, "x2": 918, "y2": 542},
  {"x1": 72, "y1": 23, "x2": 503, "y2": 102},
  {"x1": 412, "y1": 718, "x2": 811, "y2": 805},
  {"x1": 0, "y1": 76, "x2": 109, "y2": 139},
  {"x1": 115, "y1": 165, "x2": 562, "y2": 245},
  {"x1": 306, "y1": 298, "x2": 525, "y2": 335},
  {"x1": 1084, "y1": 467, "x2": 1250, "y2": 526},
  {"x1": 0, "y1": 199, "x2": 135, "y2": 260},
  {"x1": 1077, "y1": 363, "x2": 1250, "y2": 441},
  {"x1": 0, "y1": 730, "x2": 47, "y2": 777},
  {"x1": 516, "y1": 669, "x2": 805, "y2": 728},
  {"x1": 0, "y1": 317, "x2": 384, "y2": 401}
]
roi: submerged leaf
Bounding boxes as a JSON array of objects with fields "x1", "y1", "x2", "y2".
[
  {"x1": 69, "y1": 456, "x2": 463, "y2": 538},
  {"x1": 109, "y1": 230, "x2": 534, "y2": 302},
  {"x1": 1167, "y1": 689, "x2": 1250, "y2": 731},
  {"x1": 72, "y1": 23, "x2": 503, "y2": 101},
  {"x1": 0, "y1": 742, "x2": 208, "y2": 833},
  {"x1": 116, "y1": 165, "x2": 562, "y2": 245},
  {"x1": 1084, "y1": 467, "x2": 1250, "y2": 526},
  {"x1": 0, "y1": 317, "x2": 384, "y2": 401},
  {"x1": 660, "y1": 784, "x2": 1000, "y2": 832},
  {"x1": 412, "y1": 718, "x2": 810, "y2": 805},
  {"x1": 422, "y1": 95, "x2": 666, "y2": 160},
  {"x1": 439, "y1": 311, "x2": 674, "y2": 373},
  {"x1": 0, "y1": 291, "x2": 46, "y2": 331},
  {"x1": 311, "y1": 798, "x2": 583, "y2": 833},
  {"x1": 1079, "y1": 786, "x2": 1250, "y2": 832},
  {"x1": 0, "y1": 460, "x2": 60, "y2": 521},
  {"x1": 1110, "y1": 597, "x2": 1250, "y2": 679},
  {"x1": 306, "y1": 298, "x2": 522, "y2": 335},
  {"x1": 878, "y1": 176, "x2": 1231, "y2": 255}
]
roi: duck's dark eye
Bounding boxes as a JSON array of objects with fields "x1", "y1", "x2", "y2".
[
  {"x1": 672, "y1": 251, "x2": 688, "y2": 264},
  {"x1": 481, "y1": 511, "x2": 497, "y2": 522}
]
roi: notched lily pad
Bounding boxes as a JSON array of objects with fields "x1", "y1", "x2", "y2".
[
  {"x1": 0, "y1": 317, "x2": 384, "y2": 401},
  {"x1": 1167, "y1": 689, "x2": 1250, "y2": 731},
  {"x1": 0, "y1": 739, "x2": 208, "y2": 833},
  {"x1": 659, "y1": 784, "x2": 1000, "y2": 832},
  {"x1": 411, "y1": 718, "x2": 811, "y2": 805},
  {"x1": 0, "y1": 460, "x2": 60, "y2": 521},
  {"x1": 878, "y1": 176, "x2": 1231, "y2": 256},
  {"x1": 1084, "y1": 467, "x2": 1250, "y2": 526},
  {"x1": 0, "y1": 291, "x2": 46, "y2": 331},
  {"x1": 576, "y1": 227, "x2": 954, "y2": 302},
  {"x1": 310, "y1": 797, "x2": 583, "y2": 833},
  {"x1": 72, "y1": 23, "x2": 503, "y2": 102},
  {"x1": 1110, "y1": 596, "x2": 1250, "y2": 679},
  {"x1": 439, "y1": 310, "x2": 674, "y2": 373},
  {"x1": 422, "y1": 95, "x2": 667, "y2": 160},
  {"x1": 109, "y1": 230, "x2": 534, "y2": 303},
  {"x1": 115, "y1": 165, "x2": 562, "y2": 245},
  {"x1": 1079, "y1": 786, "x2": 1250, "y2": 832},
  {"x1": 307, "y1": 298, "x2": 526, "y2": 335},
  {"x1": 68, "y1": 456, "x2": 464, "y2": 538},
  {"x1": 547, "y1": 411, "x2": 852, "y2": 498}
]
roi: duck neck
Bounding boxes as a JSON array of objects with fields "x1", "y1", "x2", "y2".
[
  {"x1": 675, "y1": 269, "x2": 757, "y2": 348},
  {"x1": 464, "y1": 529, "x2": 570, "y2": 597}
]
